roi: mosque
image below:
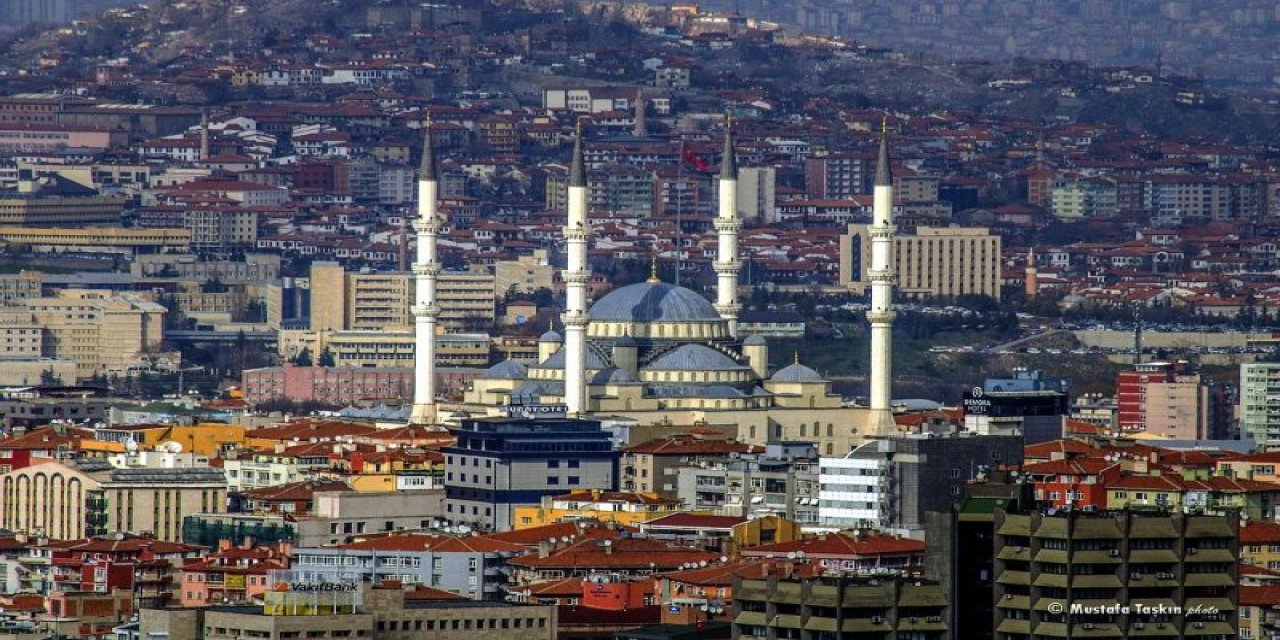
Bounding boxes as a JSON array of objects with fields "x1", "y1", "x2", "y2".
[{"x1": 411, "y1": 120, "x2": 901, "y2": 454}]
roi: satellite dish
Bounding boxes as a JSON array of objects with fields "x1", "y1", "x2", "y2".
[
  {"x1": 457, "y1": 525, "x2": 471, "y2": 535},
  {"x1": 162, "y1": 441, "x2": 183, "y2": 454},
  {"x1": 124, "y1": 438, "x2": 138, "y2": 452}
]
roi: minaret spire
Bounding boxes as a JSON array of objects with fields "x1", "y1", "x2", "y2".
[
  {"x1": 714, "y1": 114, "x2": 743, "y2": 337},
  {"x1": 410, "y1": 115, "x2": 442, "y2": 425},
  {"x1": 562, "y1": 118, "x2": 592, "y2": 415},
  {"x1": 866, "y1": 116, "x2": 897, "y2": 436}
]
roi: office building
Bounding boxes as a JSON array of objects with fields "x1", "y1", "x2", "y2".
[
  {"x1": 443, "y1": 414, "x2": 619, "y2": 532},
  {"x1": 840, "y1": 224, "x2": 1002, "y2": 300},
  {"x1": 817, "y1": 434, "x2": 1023, "y2": 538},
  {"x1": 241, "y1": 364, "x2": 414, "y2": 405},
  {"x1": 0, "y1": 458, "x2": 226, "y2": 542},
  {"x1": 992, "y1": 509, "x2": 1237, "y2": 639},
  {"x1": 2, "y1": 289, "x2": 167, "y2": 380},
  {"x1": 308, "y1": 262, "x2": 495, "y2": 333},
  {"x1": 804, "y1": 153, "x2": 871, "y2": 199},
  {"x1": 279, "y1": 329, "x2": 489, "y2": 369}
]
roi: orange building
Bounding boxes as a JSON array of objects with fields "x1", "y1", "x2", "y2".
[{"x1": 179, "y1": 542, "x2": 289, "y2": 606}]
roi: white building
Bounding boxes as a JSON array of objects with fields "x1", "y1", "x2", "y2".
[
  {"x1": 817, "y1": 441, "x2": 892, "y2": 533},
  {"x1": 1240, "y1": 362, "x2": 1280, "y2": 443}
]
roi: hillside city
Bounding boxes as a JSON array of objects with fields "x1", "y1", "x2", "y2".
[{"x1": 2, "y1": 0, "x2": 1280, "y2": 639}]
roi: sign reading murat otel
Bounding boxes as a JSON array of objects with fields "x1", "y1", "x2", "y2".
[
  {"x1": 501, "y1": 403, "x2": 569, "y2": 419},
  {"x1": 963, "y1": 387, "x2": 992, "y2": 415}
]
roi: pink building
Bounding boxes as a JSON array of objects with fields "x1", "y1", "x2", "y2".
[
  {"x1": 179, "y1": 542, "x2": 289, "y2": 606},
  {"x1": 241, "y1": 364, "x2": 413, "y2": 405},
  {"x1": 0, "y1": 124, "x2": 125, "y2": 153}
]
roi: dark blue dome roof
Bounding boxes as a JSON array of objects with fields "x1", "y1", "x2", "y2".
[{"x1": 589, "y1": 282, "x2": 721, "y2": 323}]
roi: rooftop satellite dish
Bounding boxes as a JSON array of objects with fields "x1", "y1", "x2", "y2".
[
  {"x1": 124, "y1": 438, "x2": 138, "y2": 452},
  {"x1": 163, "y1": 441, "x2": 183, "y2": 454},
  {"x1": 457, "y1": 525, "x2": 471, "y2": 535}
]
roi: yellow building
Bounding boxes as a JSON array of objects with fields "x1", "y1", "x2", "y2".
[
  {"x1": 307, "y1": 262, "x2": 495, "y2": 333},
  {"x1": 839, "y1": 224, "x2": 1002, "y2": 300},
  {"x1": 80, "y1": 423, "x2": 249, "y2": 458},
  {"x1": 332, "y1": 450, "x2": 444, "y2": 493},
  {"x1": 0, "y1": 193, "x2": 125, "y2": 225},
  {"x1": 493, "y1": 250, "x2": 555, "y2": 296},
  {"x1": 0, "y1": 458, "x2": 227, "y2": 541},
  {"x1": 5, "y1": 289, "x2": 168, "y2": 379},
  {"x1": 0, "y1": 226, "x2": 191, "y2": 254},
  {"x1": 1241, "y1": 520, "x2": 1280, "y2": 570},
  {"x1": 512, "y1": 490, "x2": 684, "y2": 529}
]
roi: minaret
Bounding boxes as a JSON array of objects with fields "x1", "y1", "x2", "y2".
[
  {"x1": 633, "y1": 91, "x2": 647, "y2": 138},
  {"x1": 714, "y1": 115, "x2": 742, "y2": 337},
  {"x1": 1024, "y1": 246, "x2": 1038, "y2": 298},
  {"x1": 410, "y1": 117, "x2": 441, "y2": 425},
  {"x1": 866, "y1": 118, "x2": 897, "y2": 436},
  {"x1": 562, "y1": 121, "x2": 591, "y2": 415},
  {"x1": 199, "y1": 110, "x2": 210, "y2": 161}
]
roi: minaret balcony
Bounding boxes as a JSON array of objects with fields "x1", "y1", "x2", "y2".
[
  {"x1": 562, "y1": 272, "x2": 591, "y2": 285},
  {"x1": 714, "y1": 220, "x2": 743, "y2": 232},
  {"x1": 867, "y1": 310, "x2": 897, "y2": 323},
  {"x1": 414, "y1": 304, "x2": 441, "y2": 317},
  {"x1": 713, "y1": 262, "x2": 740, "y2": 275},
  {"x1": 868, "y1": 226, "x2": 897, "y2": 238},
  {"x1": 562, "y1": 227, "x2": 592, "y2": 241},
  {"x1": 413, "y1": 219, "x2": 441, "y2": 233},
  {"x1": 412, "y1": 263, "x2": 440, "y2": 276}
]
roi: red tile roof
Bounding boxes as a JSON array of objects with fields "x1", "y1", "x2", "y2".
[
  {"x1": 1241, "y1": 584, "x2": 1280, "y2": 606},
  {"x1": 639, "y1": 513, "x2": 747, "y2": 530},
  {"x1": 238, "y1": 479, "x2": 350, "y2": 501},
  {"x1": 1241, "y1": 521, "x2": 1280, "y2": 544},
  {"x1": 507, "y1": 537, "x2": 719, "y2": 570},
  {"x1": 336, "y1": 533, "x2": 526, "y2": 554},
  {"x1": 740, "y1": 533, "x2": 924, "y2": 559}
]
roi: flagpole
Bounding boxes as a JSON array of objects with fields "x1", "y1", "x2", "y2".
[{"x1": 675, "y1": 137, "x2": 682, "y2": 288}]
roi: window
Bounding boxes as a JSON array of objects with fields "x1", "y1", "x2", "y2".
[
  {"x1": 547, "y1": 477, "x2": 560, "y2": 485},
  {"x1": 567, "y1": 476, "x2": 580, "y2": 485}
]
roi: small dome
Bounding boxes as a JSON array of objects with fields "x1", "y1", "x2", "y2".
[
  {"x1": 484, "y1": 360, "x2": 527, "y2": 378},
  {"x1": 589, "y1": 281, "x2": 721, "y2": 323},
  {"x1": 539, "y1": 330, "x2": 563, "y2": 342},
  {"x1": 590, "y1": 367, "x2": 640, "y2": 385},
  {"x1": 645, "y1": 344, "x2": 749, "y2": 372},
  {"x1": 771, "y1": 362, "x2": 825, "y2": 383},
  {"x1": 534, "y1": 347, "x2": 610, "y2": 370},
  {"x1": 742, "y1": 334, "x2": 768, "y2": 346}
]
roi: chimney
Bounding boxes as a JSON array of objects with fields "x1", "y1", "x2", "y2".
[{"x1": 538, "y1": 541, "x2": 551, "y2": 558}]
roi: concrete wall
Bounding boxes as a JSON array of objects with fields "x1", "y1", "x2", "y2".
[{"x1": 1075, "y1": 329, "x2": 1271, "y2": 350}]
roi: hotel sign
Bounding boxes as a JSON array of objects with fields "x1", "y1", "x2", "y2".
[
  {"x1": 502, "y1": 403, "x2": 569, "y2": 419},
  {"x1": 963, "y1": 387, "x2": 992, "y2": 415}
]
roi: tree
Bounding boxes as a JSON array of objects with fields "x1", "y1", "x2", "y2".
[
  {"x1": 318, "y1": 347, "x2": 336, "y2": 367},
  {"x1": 293, "y1": 347, "x2": 314, "y2": 367},
  {"x1": 39, "y1": 368, "x2": 63, "y2": 386}
]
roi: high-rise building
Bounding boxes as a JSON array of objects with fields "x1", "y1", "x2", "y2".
[
  {"x1": 1116, "y1": 361, "x2": 1232, "y2": 439},
  {"x1": 307, "y1": 262, "x2": 496, "y2": 334},
  {"x1": 818, "y1": 434, "x2": 1023, "y2": 538},
  {"x1": 991, "y1": 509, "x2": 1238, "y2": 639},
  {"x1": 3, "y1": 0, "x2": 78, "y2": 25},
  {"x1": 1239, "y1": 362, "x2": 1280, "y2": 443},
  {"x1": 840, "y1": 224, "x2": 1003, "y2": 300},
  {"x1": 804, "y1": 152, "x2": 871, "y2": 199},
  {"x1": 443, "y1": 414, "x2": 619, "y2": 532}
]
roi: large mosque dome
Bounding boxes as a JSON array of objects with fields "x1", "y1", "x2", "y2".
[
  {"x1": 587, "y1": 281, "x2": 730, "y2": 341},
  {"x1": 589, "y1": 281, "x2": 722, "y2": 323}
]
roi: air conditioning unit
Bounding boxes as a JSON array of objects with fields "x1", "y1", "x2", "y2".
[
  {"x1": 1083, "y1": 623, "x2": 1094, "y2": 630},
  {"x1": 1133, "y1": 622, "x2": 1145, "y2": 630},
  {"x1": 927, "y1": 616, "x2": 941, "y2": 623},
  {"x1": 1156, "y1": 623, "x2": 1166, "y2": 629},
  {"x1": 871, "y1": 616, "x2": 884, "y2": 624},
  {"x1": 1194, "y1": 622, "x2": 1205, "y2": 629},
  {"x1": 1004, "y1": 594, "x2": 1013, "y2": 600},
  {"x1": 909, "y1": 617, "x2": 918, "y2": 624},
  {"x1": 1130, "y1": 572, "x2": 1143, "y2": 580},
  {"x1": 1187, "y1": 548, "x2": 1198, "y2": 555},
  {"x1": 1108, "y1": 549, "x2": 1120, "y2": 557}
]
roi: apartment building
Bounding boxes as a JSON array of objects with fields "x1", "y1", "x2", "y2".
[
  {"x1": 136, "y1": 205, "x2": 258, "y2": 256},
  {"x1": 140, "y1": 581, "x2": 556, "y2": 640},
  {"x1": 991, "y1": 509, "x2": 1237, "y2": 639},
  {"x1": 1239, "y1": 362, "x2": 1280, "y2": 443},
  {"x1": 1050, "y1": 178, "x2": 1119, "y2": 219},
  {"x1": 675, "y1": 442, "x2": 819, "y2": 526},
  {"x1": 732, "y1": 573, "x2": 950, "y2": 640},
  {"x1": 242, "y1": 365, "x2": 414, "y2": 405},
  {"x1": 840, "y1": 224, "x2": 1002, "y2": 300},
  {"x1": 1115, "y1": 361, "x2": 1231, "y2": 439}
]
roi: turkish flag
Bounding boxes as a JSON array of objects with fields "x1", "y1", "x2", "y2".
[{"x1": 681, "y1": 145, "x2": 711, "y2": 171}]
